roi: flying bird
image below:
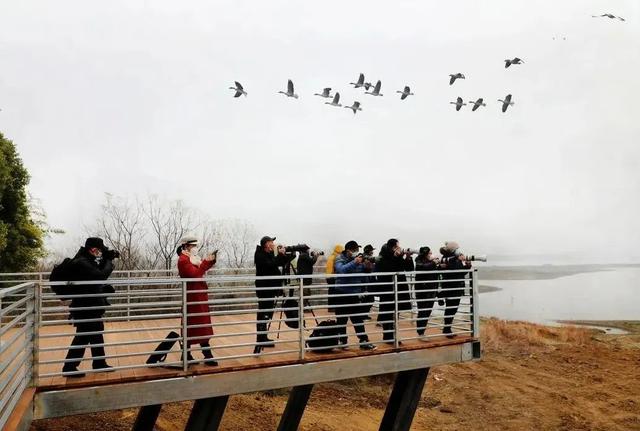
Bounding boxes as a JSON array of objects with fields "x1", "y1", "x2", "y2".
[
  {"x1": 325, "y1": 92, "x2": 342, "y2": 107},
  {"x1": 449, "y1": 73, "x2": 466, "y2": 85},
  {"x1": 450, "y1": 97, "x2": 466, "y2": 111},
  {"x1": 365, "y1": 80, "x2": 383, "y2": 96},
  {"x1": 498, "y1": 94, "x2": 514, "y2": 112},
  {"x1": 504, "y1": 57, "x2": 524, "y2": 68},
  {"x1": 364, "y1": 82, "x2": 374, "y2": 90},
  {"x1": 345, "y1": 101, "x2": 362, "y2": 114},
  {"x1": 396, "y1": 86, "x2": 414, "y2": 100},
  {"x1": 350, "y1": 73, "x2": 365, "y2": 88},
  {"x1": 592, "y1": 13, "x2": 625, "y2": 21},
  {"x1": 468, "y1": 98, "x2": 486, "y2": 111},
  {"x1": 314, "y1": 88, "x2": 332, "y2": 98},
  {"x1": 229, "y1": 81, "x2": 247, "y2": 97},
  {"x1": 278, "y1": 79, "x2": 299, "y2": 98}
]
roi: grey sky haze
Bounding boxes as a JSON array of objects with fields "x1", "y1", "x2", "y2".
[{"x1": 1, "y1": 0, "x2": 639, "y2": 262}]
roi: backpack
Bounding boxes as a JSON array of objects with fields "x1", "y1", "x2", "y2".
[
  {"x1": 49, "y1": 258, "x2": 75, "y2": 296},
  {"x1": 282, "y1": 298, "x2": 300, "y2": 329},
  {"x1": 307, "y1": 319, "x2": 341, "y2": 353}
]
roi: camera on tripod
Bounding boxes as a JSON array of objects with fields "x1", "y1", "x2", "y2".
[{"x1": 284, "y1": 244, "x2": 310, "y2": 254}]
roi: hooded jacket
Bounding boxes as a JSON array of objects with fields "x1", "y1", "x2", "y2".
[{"x1": 325, "y1": 245, "x2": 344, "y2": 275}]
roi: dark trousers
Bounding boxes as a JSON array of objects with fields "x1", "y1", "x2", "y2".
[
  {"x1": 415, "y1": 288, "x2": 437, "y2": 335},
  {"x1": 256, "y1": 297, "x2": 277, "y2": 341},
  {"x1": 64, "y1": 320, "x2": 106, "y2": 369},
  {"x1": 441, "y1": 283, "x2": 464, "y2": 331},
  {"x1": 335, "y1": 293, "x2": 369, "y2": 344}
]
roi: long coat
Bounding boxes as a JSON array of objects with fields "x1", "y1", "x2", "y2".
[
  {"x1": 69, "y1": 247, "x2": 115, "y2": 322},
  {"x1": 178, "y1": 253, "x2": 215, "y2": 346},
  {"x1": 374, "y1": 246, "x2": 415, "y2": 315}
]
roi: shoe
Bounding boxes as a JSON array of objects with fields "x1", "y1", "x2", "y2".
[
  {"x1": 417, "y1": 330, "x2": 425, "y2": 337},
  {"x1": 253, "y1": 345, "x2": 262, "y2": 355},
  {"x1": 93, "y1": 362, "x2": 115, "y2": 372},
  {"x1": 62, "y1": 366, "x2": 85, "y2": 378},
  {"x1": 204, "y1": 358, "x2": 219, "y2": 366},
  {"x1": 443, "y1": 327, "x2": 455, "y2": 339},
  {"x1": 360, "y1": 342, "x2": 377, "y2": 351},
  {"x1": 339, "y1": 339, "x2": 349, "y2": 350}
]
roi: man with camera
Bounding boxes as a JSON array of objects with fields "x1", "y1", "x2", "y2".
[
  {"x1": 296, "y1": 247, "x2": 320, "y2": 287},
  {"x1": 253, "y1": 235, "x2": 295, "y2": 354},
  {"x1": 439, "y1": 241, "x2": 472, "y2": 338},
  {"x1": 414, "y1": 246, "x2": 440, "y2": 337},
  {"x1": 374, "y1": 239, "x2": 415, "y2": 344},
  {"x1": 333, "y1": 241, "x2": 376, "y2": 350},
  {"x1": 63, "y1": 237, "x2": 119, "y2": 377}
]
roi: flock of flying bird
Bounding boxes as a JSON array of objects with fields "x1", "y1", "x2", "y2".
[{"x1": 228, "y1": 57, "x2": 522, "y2": 115}]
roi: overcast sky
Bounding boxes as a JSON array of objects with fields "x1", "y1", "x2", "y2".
[{"x1": 1, "y1": 0, "x2": 639, "y2": 263}]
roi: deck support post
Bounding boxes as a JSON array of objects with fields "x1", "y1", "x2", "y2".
[
  {"x1": 184, "y1": 396, "x2": 229, "y2": 431},
  {"x1": 379, "y1": 368, "x2": 429, "y2": 431},
  {"x1": 277, "y1": 384, "x2": 314, "y2": 431},
  {"x1": 132, "y1": 404, "x2": 162, "y2": 431}
]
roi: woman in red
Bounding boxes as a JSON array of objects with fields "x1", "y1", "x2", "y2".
[{"x1": 177, "y1": 236, "x2": 218, "y2": 366}]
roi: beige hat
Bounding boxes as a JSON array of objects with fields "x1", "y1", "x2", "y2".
[{"x1": 179, "y1": 235, "x2": 199, "y2": 246}]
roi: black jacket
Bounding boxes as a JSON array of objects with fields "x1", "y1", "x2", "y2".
[
  {"x1": 69, "y1": 247, "x2": 115, "y2": 320},
  {"x1": 441, "y1": 250, "x2": 470, "y2": 289},
  {"x1": 374, "y1": 245, "x2": 415, "y2": 312},
  {"x1": 296, "y1": 252, "x2": 318, "y2": 286},
  {"x1": 414, "y1": 255, "x2": 440, "y2": 288},
  {"x1": 254, "y1": 246, "x2": 294, "y2": 298}
]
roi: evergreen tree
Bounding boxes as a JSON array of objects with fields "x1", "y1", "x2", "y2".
[{"x1": 0, "y1": 132, "x2": 45, "y2": 272}]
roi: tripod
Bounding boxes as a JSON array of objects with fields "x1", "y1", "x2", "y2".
[{"x1": 272, "y1": 259, "x2": 318, "y2": 339}]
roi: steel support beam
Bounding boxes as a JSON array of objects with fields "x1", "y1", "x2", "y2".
[
  {"x1": 132, "y1": 404, "x2": 162, "y2": 431},
  {"x1": 379, "y1": 368, "x2": 429, "y2": 431},
  {"x1": 184, "y1": 396, "x2": 229, "y2": 431},
  {"x1": 277, "y1": 384, "x2": 314, "y2": 431}
]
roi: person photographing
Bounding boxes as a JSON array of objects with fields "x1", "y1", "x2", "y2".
[{"x1": 177, "y1": 236, "x2": 218, "y2": 366}]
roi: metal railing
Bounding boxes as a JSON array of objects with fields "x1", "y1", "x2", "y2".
[{"x1": 0, "y1": 268, "x2": 478, "y2": 428}]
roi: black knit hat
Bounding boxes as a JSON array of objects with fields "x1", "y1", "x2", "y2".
[
  {"x1": 84, "y1": 237, "x2": 105, "y2": 251},
  {"x1": 419, "y1": 246, "x2": 431, "y2": 256},
  {"x1": 363, "y1": 244, "x2": 375, "y2": 254},
  {"x1": 386, "y1": 238, "x2": 399, "y2": 249}
]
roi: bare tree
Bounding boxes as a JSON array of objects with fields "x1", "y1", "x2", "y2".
[
  {"x1": 144, "y1": 195, "x2": 197, "y2": 270},
  {"x1": 88, "y1": 193, "x2": 145, "y2": 270},
  {"x1": 220, "y1": 219, "x2": 257, "y2": 268}
]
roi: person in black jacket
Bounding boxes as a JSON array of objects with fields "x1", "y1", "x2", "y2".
[
  {"x1": 63, "y1": 237, "x2": 117, "y2": 377},
  {"x1": 253, "y1": 235, "x2": 294, "y2": 354},
  {"x1": 296, "y1": 248, "x2": 318, "y2": 287},
  {"x1": 440, "y1": 241, "x2": 472, "y2": 338},
  {"x1": 374, "y1": 239, "x2": 415, "y2": 344},
  {"x1": 414, "y1": 247, "x2": 440, "y2": 336}
]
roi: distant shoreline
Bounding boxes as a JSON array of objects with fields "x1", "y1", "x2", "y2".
[{"x1": 478, "y1": 263, "x2": 640, "y2": 281}]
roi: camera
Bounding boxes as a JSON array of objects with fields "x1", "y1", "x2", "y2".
[
  {"x1": 453, "y1": 249, "x2": 487, "y2": 262},
  {"x1": 103, "y1": 248, "x2": 120, "y2": 260},
  {"x1": 284, "y1": 244, "x2": 310, "y2": 253},
  {"x1": 400, "y1": 248, "x2": 419, "y2": 255},
  {"x1": 310, "y1": 249, "x2": 325, "y2": 256},
  {"x1": 357, "y1": 253, "x2": 377, "y2": 264}
]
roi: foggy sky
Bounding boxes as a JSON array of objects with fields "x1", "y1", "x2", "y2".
[{"x1": 1, "y1": 0, "x2": 639, "y2": 263}]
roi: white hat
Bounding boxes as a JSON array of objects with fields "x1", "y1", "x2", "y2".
[{"x1": 179, "y1": 235, "x2": 199, "y2": 246}]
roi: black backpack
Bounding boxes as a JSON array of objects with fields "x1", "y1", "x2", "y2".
[
  {"x1": 49, "y1": 258, "x2": 75, "y2": 296},
  {"x1": 307, "y1": 319, "x2": 341, "y2": 353},
  {"x1": 282, "y1": 298, "x2": 300, "y2": 329}
]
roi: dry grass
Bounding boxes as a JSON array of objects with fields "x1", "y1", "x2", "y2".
[{"x1": 481, "y1": 317, "x2": 592, "y2": 352}]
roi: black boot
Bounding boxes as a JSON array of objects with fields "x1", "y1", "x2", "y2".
[
  {"x1": 201, "y1": 343, "x2": 218, "y2": 366},
  {"x1": 93, "y1": 361, "x2": 114, "y2": 372}
]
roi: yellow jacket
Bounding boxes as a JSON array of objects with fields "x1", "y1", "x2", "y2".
[{"x1": 325, "y1": 244, "x2": 344, "y2": 274}]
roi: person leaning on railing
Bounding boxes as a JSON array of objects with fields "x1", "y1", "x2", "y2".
[
  {"x1": 176, "y1": 236, "x2": 218, "y2": 366},
  {"x1": 62, "y1": 237, "x2": 117, "y2": 377},
  {"x1": 439, "y1": 241, "x2": 471, "y2": 339},
  {"x1": 253, "y1": 235, "x2": 295, "y2": 354}
]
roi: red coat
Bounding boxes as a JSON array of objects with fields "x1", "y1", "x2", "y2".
[{"x1": 178, "y1": 253, "x2": 215, "y2": 346}]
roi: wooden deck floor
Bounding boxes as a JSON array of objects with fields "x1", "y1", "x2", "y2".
[{"x1": 34, "y1": 310, "x2": 473, "y2": 391}]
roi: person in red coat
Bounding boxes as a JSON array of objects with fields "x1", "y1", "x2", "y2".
[{"x1": 177, "y1": 236, "x2": 218, "y2": 366}]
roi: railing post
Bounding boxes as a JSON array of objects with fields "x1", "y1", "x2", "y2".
[
  {"x1": 298, "y1": 277, "x2": 305, "y2": 360},
  {"x1": 182, "y1": 281, "x2": 188, "y2": 372},
  {"x1": 126, "y1": 271, "x2": 131, "y2": 321},
  {"x1": 471, "y1": 268, "x2": 480, "y2": 338},
  {"x1": 32, "y1": 278, "x2": 41, "y2": 387},
  {"x1": 393, "y1": 273, "x2": 399, "y2": 348}
]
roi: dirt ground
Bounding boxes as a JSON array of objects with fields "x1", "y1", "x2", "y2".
[{"x1": 31, "y1": 319, "x2": 640, "y2": 431}]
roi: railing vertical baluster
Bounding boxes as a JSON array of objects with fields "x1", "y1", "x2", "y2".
[
  {"x1": 471, "y1": 268, "x2": 479, "y2": 338},
  {"x1": 182, "y1": 281, "x2": 188, "y2": 372},
  {"x1": 298, "y1": 277, "x2": 305, "y2": 360},
  {"x1": 393, "y1": 273, "x2": 399, "y2": 348}
]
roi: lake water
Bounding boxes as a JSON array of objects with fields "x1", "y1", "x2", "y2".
[{"x1": 479, "y1": 267, "x2": 640, "y2": 325}]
